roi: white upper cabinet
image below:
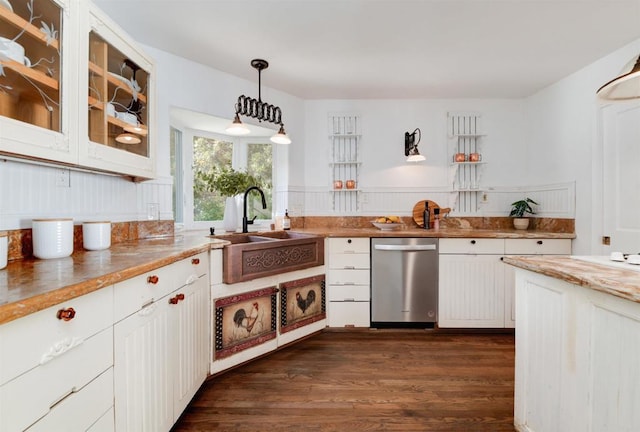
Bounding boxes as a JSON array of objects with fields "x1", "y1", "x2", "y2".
[
  {"x1": 78, "y1": 3, "x2": 155, "y2": 180},
  {"x1": 0, "y1": 0, "x2": 156, "y2": 180},
  {"x1": 0, "y1": 0, "x2": 79, "y2": 164}
]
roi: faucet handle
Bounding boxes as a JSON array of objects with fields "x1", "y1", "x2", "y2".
[{"x1": 248, "y1": 215, "x2": 257, "y2": 224}]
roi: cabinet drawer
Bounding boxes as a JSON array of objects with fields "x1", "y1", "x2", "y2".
[
  {"x1": 1, "y1": 328, "x2": 113, "y2": 432},
  {"x1": 439, "y1": 238, "x2": 505, "y2": 254},
  {"x1": 329, "y1": 253, "x2": 370, "y2": 269},
  {"x1": 328, "y1": 301, "x2": 370, "y2": 327},
  {"x1": 327, "y1": 269, "x2": 370, "y2": 285},
  {"x1": 328, "y1": 285, "x2": 370, "y2": 302},
  {"x1": 0, "y1": 286, "x2": 113, "y2": 386},
  {"x1": 25, "y1": 368, "x2": 114, "y2": 432},
  {"x1": 113, "y1": 264, "x2": 175, "y2": 322},
  {"x1": 505, "y1": 238, "x2": 572, "y2": 255},
  {"x1": 173, "y1": 252, "x2": 209, "y2": 286},
  {"x1": 329, "y1": 237, "x2": 370, "y2": 254}
]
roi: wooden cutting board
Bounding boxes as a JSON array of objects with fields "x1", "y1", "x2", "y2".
[{"x1": 412, "y1": 200, "x2": 451, "y2": 228}]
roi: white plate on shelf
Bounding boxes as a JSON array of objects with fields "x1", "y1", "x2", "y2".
[
  {"x1": 108, "y1": 72, "x2": 131, "y2": 88},
  {"x1": 116, "y1": 111, "x2": 137, "y2": 125},
  {"x1": 0, "y1": 0, "x2": 13, "y2": 12}
]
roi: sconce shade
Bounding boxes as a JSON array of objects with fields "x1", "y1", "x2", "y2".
[
  {"x1": 270, "y1": 125, "x2": 291, "y2": 144},
  {"x1": 225, "y1": 113, "x2": 251, "y2": 135},
  {"x1": 116, "y1": 133, "x2": 141, "y2": 144},
  {"x1": 597, "y1": 55, "x2": 640, "y2": 101},
  {"x1": 404, "y1": 128, "x2": 425, "y2": 162}
]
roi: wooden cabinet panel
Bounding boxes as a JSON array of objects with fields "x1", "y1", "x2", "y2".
[
  {"x1": 328, "y1": 301, "x2": 370, "y2": 327},
  {"x1": 328, "y1": 237, "x2": 369, "y2": 254},
  {"x1": 439, "y1": 238, "x2": 504, "y2": 254},
  {"x1": 328, "y1": 285, "x2": 370, "y2": 302},
  {"x1": 505, "y1": 238, "x2": 572, "y2": 255}
]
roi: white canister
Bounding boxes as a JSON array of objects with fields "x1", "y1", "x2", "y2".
[
  {"x1": 32, "y1": 218, "x2": 74, "y2": 259},
  {"x1": 0, "y1": 231, "x2": 7, "y2": 269},
  {"x1": 82, "y1": 221, "x2": 111, "y2": 251}
]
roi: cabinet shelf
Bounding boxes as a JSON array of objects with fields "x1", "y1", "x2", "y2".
[
  {"x1": 88, "y1": 61, "x2": 148, "y2": 103},
  {"x1": 0, "y1": 8, "x2": 60, "y2": 51},
  {"x1": 0, "y1": 58, "x2": 58, "y2": 90}
]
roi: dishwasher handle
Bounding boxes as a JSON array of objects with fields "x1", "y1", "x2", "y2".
[{"x1": 373, "y1": 244, "x2": 437, "y2": 251}]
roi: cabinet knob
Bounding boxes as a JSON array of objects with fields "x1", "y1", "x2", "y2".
[
  {"x1": 56, "y1": 307, "x2": 76, "y2": 321},
  {"x1": 500, "y1": 257, "x2": 504, "y2": 261},
  {"x1": 470, "y1": 240, "x2": 476, "y2": 245},
  {"x1": 169, "y1": 293, "x2": 185, "y2": 305},
  {"x1": 191, "y1": 258, "x2": 200, "y2": 265},
  {"x1": 147, "y1": 275, "x2": 159, "y2": 284},
  {"x1": 347, "y1": 239, "x2": 352, "y2": 244},
  {"x1": 537, "y1": 240, "x2": 543, "y2": 245}
]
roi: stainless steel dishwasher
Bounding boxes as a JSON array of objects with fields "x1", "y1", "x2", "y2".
[{"x1": 371, "y1": 238, "x2": 438, "y2": 327}]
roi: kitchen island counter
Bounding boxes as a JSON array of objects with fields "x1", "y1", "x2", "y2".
[
  {"x1": 504, "y1": 255, "x2": 640, "y2": 304},
  {"x1": 289, "y1": 227, "x2": 575, "y2": 239},
  {"x1": 0, "y1": 233, "x2": 227, "y2": 324}
]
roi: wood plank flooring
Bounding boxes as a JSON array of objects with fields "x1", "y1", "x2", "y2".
[{"x1": 172, "y1": 330, "x2": 516, "y2": 432}]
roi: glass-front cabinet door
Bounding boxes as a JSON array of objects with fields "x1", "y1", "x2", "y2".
[
  {"x1": 0, "y1": 0, "x2": 78, "y2": 163},
  {"x1": 79, "y1": 5, "x2": 155, "y2": 180}
]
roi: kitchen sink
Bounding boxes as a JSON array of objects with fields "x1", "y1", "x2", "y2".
[{"x1": 216, "y1": 231, "x2": 324, "y2": 283}]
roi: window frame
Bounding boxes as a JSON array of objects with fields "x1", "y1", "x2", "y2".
[{"x1": 180, "y1": 128, "x2": 276, "y2": 231}]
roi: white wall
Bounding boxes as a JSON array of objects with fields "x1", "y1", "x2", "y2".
[{"x1": 524, "y1": 38, "x2": 640, "y2": 255}]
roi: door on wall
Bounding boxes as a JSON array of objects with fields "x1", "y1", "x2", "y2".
[{"x1": 602, "y1": 100, "x2": 640, "y2": 254}]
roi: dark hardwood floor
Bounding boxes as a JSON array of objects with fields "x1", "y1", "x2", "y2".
[{"x1": 172, "y1": 330, "x2": 516, "y2": 432}]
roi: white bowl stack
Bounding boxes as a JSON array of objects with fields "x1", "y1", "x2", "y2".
[{"x1": 32, "y1": 218, "x2": 74, "y2": 259}]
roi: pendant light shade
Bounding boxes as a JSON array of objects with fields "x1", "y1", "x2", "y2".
[
  {"x1": 406, "y1": 147, "x2": 426, "y2": 162},
  {"x1": 597, "y1": 55, "x2": 640, "y2": 101},
  {"x1": 225, "y1": 113, "x2": 251, "y2": 135},
  {"x1": 116, "y1": 133, "x2": 141, "y2": 144},
  {"x1": 270, "y1": 125, "x2": 291, "y2": 145}
]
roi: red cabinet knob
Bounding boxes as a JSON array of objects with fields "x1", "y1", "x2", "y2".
[
  {"x1": 169, "y1": 293, "x2": 185, "y2": 305},
  {"x1": 147, "y1": 275, "x2": 159, "y2": 284},
  {"x1": 56, "y1": 307, "x2": 76, "y2": 321},
  {"x1": 191, "y1": 258, "x2": 200, "y2": 265}
]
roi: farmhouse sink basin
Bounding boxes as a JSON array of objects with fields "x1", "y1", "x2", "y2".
[{"x1": 216, "y1": 231, "x2": 325, "y2": 283}]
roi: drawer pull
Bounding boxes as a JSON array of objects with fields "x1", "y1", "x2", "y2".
[
  {"x1": 50, "y1": 386, "x2": 77, "y2": 409},
  {"x1": 169, "y1": 293, "x2": 185, "y2": 304},
  {"x1": 344, "y1": 298, "x2": 355, "y2": 302},
  {"x1": 343, "y1": 265, "x2": 356, "y2": 269},
  {"x1": 185, "y1": 274, "x2": 198, "y2": 285},
  {"x1": 343, "y1": 282, "x2": 355, "y2": 285},
  {"x1": 191, "y1": 258, "x2": 200, "y2": 265},
  {"x1": 40, "y1": 337, "x2": 84, "y2": 365},
  {"x1": 470, "y1": 240, "x2": 476, "y2": 245},
  {"x1": 147, "y1": 275, "x2": 159, "y2": 284},
  {"x1": 537, "y1": 240, "x2": 543, "y2": 245},
  {"x1": 138, "y1": 302, "x2": 157, "y2": 316},
  {"x1": 56, "y1": 307, "x2": 76, "y2": 321}
]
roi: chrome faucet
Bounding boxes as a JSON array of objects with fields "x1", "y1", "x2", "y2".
[{"x1": 242, "y1": 186, "x2": 267, "y2": 233}]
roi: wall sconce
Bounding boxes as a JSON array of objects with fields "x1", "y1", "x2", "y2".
[
  {"x1": 597, "y1": 54, "x2": 640, "y2": 101},
  {"x1": 225, "y1": 59, "x2": 291, "y2": 144},
  {"x1": 405, "y1": 128, "x2": 425, "y2": 162}
]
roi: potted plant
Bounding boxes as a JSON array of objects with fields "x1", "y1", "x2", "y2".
[
  {"x1": 195, "y1": 167, "x2": 264, "y2": 232},
  {"x1": 509, "y1": 197, "x2": 538, "y2": 230}
]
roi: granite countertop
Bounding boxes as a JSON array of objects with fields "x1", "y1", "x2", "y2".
[
  {"x1": 287, "y1": 227, "x2": 576, "y2": 239},
  {"x1": 0, "y1": 227, "x2": 574, "y2": 326},
  {"x1": 503, "y1": 256, "x2": 640, "y2": 304},
  {"x1": 0, "y1": 233, "x2": 227, "y2": 325}
]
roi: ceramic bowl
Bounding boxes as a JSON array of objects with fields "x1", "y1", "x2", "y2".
[{"x1": 0, "y1": 36, "x2": 25, "y2": 64}]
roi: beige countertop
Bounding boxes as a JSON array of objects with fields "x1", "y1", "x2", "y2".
[
  {"x1": 0, "y1": 233, "x2": 227, "y2": 325},
  {"x1": 503, "y1": 256, "x2": 640, "y2": 304},
  {"x1": 0, "y1": 227, "x2": 574, "y2": 325}
]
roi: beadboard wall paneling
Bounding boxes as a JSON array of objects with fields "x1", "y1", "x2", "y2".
[
  {"x1": 0, "y1": 159, "x2": 173, "y2": 230},
  {"x1": 287, "y1": 182, "x2": 575, "y2": 218}
]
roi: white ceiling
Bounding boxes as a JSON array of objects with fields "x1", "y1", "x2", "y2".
[{"x1": 94, "y1": 0, "x2": 640, "y2": 100}]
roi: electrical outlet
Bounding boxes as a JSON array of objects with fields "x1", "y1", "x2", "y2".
[
  {"x1": 482, "y1": 193, "x2": 489, "y2": 202},
  {"x1": 55, "y1": 168, "x2": 70, "y2": 187}
]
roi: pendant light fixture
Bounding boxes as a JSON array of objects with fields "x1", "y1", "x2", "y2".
[
  {"x1": 115, "y1": 133, "x2": 141, "y2": 144},
  {"x1": 405, "y1": 128, "x2": 425, "y2": 162},
  {"x1": 597, "y1": 55, "x2": 640, "y2": 101},
  {"x1": 225, "y1": 59, "x2": 291, "y2": 144}
]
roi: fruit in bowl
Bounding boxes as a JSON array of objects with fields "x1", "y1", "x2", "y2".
[{"x1": 372, "y1": 216, "x2": 402, "y2": 230}]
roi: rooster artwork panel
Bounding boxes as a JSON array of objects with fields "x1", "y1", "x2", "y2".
[
  {"x1": 280, "y1": 274, "x2": 326, "y2": 334},
  {"x1": 215, "y1": 287, "x2": 277, "y2": 358}
]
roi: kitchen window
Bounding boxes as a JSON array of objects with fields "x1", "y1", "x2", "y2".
[{"x1": 174, "y1": 128, "x2": 274, "y2": 230}]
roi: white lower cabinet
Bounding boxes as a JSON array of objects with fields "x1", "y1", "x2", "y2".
[
  {"x1": 327, "y1": 237, "x2": 370, "y2": 327},
  {"x1": 0, "y1": 287, "x2": 114, "y2": 432},
  {"x1": 515, "y1": 269, "x2": 640, "y2": 432},
  {"x1": 114, "y1": 253, "x2": 209, "y2": 432},
  {"x1": 439, "y1": 238, "x2": 572, "y2": 328}
]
